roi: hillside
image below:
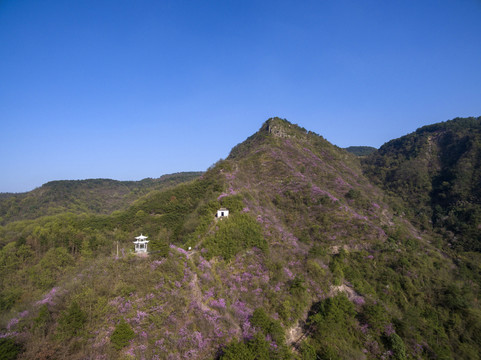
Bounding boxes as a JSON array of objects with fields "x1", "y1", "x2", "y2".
[
  {"x1": 0, "y1": 172, "x2": 203, "y2": 226},
  {"x1": 362, "y1": 116, "x2": 481, "y2": 252},
  {"x1": 1, "y1": 118, "x2": 480, "y2": 359}
]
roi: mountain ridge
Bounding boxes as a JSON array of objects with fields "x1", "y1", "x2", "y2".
[{"x1": 0, "y1": 117, "x2": 480, "y2": 359}]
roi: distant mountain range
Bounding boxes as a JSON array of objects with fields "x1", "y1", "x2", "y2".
[
  {"x1": 1, "y1": 116, "x2": 480, "y2": 360},
  {"x1": 0, "y1": 172, "x2": 203, "y2": 225},
  {"x1": 344, "y1": 146, "x2": 377, "y2": 156}
]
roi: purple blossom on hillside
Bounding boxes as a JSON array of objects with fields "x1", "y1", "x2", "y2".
[
  {"x1": 241, "y1": 272, "x2": 253, "y2": 282},
  {"x1": 218, "y1": 187, "x2": 237, "y2": 200},
  {"x1": 214, "y1": 326, "x2": 224, "y2": 338},
  {"x1": 266, "y1": 334, "x2": 278, "y2": 349},
  {"x1": 242, "y1": 207, "x2": 250, "y2": 213},
  {"x1": 225, "y1": 172, "x2": 236, "y2": 180},
  {"x1": 19, "y1": 310, "x2": 29, "y2": 318},
  {"x1": 372, "y1": 202, "x2": 380, "y2": 209},
  {"x1": 0, "y1": 332, "x2": 19, "y2": 339},
  {"x1": 353, "y1": 213, "x2": 368, "y2": 221},
  {"x1": 232, "y1": 300, "x2": 252, "y2": 321},
  {"x1": 155, "y1": 339, "x2": 167, "y2": 352},
  {"x1": 353, "y1": 297, "x2": 365, "y2": 305},
  {"x1": 170, "y1": 244, "x2": 189, "y2": 256},
  {"x1": 295, "y1": 172, "x2": 306, "y2": 180},
  {"x1": 413, "y1": 343, "x2": 423, "y2": 355},
  {"x1": 150, "y1": 259, "x2": 164, "y2": 270},
  {"x1": 198, "y1": 256, "x2": 211, "y2": 270},
  {"x1": 242, "y1": 319, "x2": 255, "y2": 339},
  {"x1": 210, "y1": 298, "x2": 226, "y2": 309},
  {"x1": 335, "y1": 177, "x2": 351, "y2": 188},
  {"x1": 192, "y1": 331, "x2": 209, "y2": 349},
  {"x1": 150, "y1": 305, "x2": 164, "y2": 313},
  {"x1": 366, "y1": 340, "x2": 380, "y2": 355},
  {"x1": 201, "y1": 272, "x2": 213, "y2": 282},
  {"x1": 6, "y1": 318, "x2": 19, "y2": 330},
  {"x1": 184, "y1": 350, "x2": 198, "y2": 359},
  {"x1": 360, "y1": 323, "x2": 369, "y2": 334},
  {"x1": 366, "y1": 255, "x2": 374, "y2": 260},
  {"x1": 381, "y1": 350, "x2": 393, "y2": 359},
  {"x1": 125, "y1": 345, "x2": 136, "y2": 357},
  {"x1": 118, "y1": 300, "x2": 132, "y2": 313},
  {"x1": 130, "y1": 310, "x2": 148, "y2": 324},
  {"x1": 217, "y1": 193, "x2": 228, "y2": 200},
  {"x1": 284, "y1": 267, "x2": 295, "y2": 280},
  {"x1": 203, "y1": 288, "x2": 215, "y2": 301},
  {"x1": 36, "y1": 287, "x2": 59, "y2": 306},
  {"x1": 384, "y1": 323, "x2": 395, "y2": 336}
]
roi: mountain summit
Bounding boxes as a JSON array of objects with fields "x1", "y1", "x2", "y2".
[{"x1": 1, "y1": 117, "x2": 481, "y2": 359}]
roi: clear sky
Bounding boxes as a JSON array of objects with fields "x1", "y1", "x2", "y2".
[{"x1": 1, "y1": 0, "x2": 480, "y2": 193}]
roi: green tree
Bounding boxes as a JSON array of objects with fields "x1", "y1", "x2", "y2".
[
  {"x1": 220, "y1": 340, "x2": 254, "y2": 360},
  {"x1": 110, "y1": 319, "x2": 135, "y2": 350},
  {"x1": 57, "y1": 301, "x2": 87, "y2": 338},
  {"x1": 389, "y1": 333, "x2": 407, "y2": 360},
  {"x1": 30, "y1": 247, "x2": 74, "y2": 289},
  {"x1": 33, "y1": 304, "x2": 51, "y2": 336}
]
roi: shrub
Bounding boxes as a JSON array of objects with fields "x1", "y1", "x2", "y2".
[
  {"x1": 0, "y1": 337, "x2": 23, "y2": 360},
  {"x1": 110, "y1": 319, "x2": 135, "y2": 350},
  {"x1": 204, "y1": 213, "x2": 267, "y2": 261},
  {"x1": 389, "y1": 333, "x2": 407, "y2": 360},
  {"x1": 250, "y1": 308, "x2": 285, "y2": 345}
]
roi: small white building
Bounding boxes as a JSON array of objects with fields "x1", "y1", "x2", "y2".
[
  {"x1": 217, "y1": 208, "x2": 229, "y2": 219},
  {"x1": 133, "y1": 234, "x2": 149, "y2": 253}
]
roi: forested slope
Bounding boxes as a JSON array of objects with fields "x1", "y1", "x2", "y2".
[{"x1": 362, "y1": 116, "x2": 481, "y2": 252}]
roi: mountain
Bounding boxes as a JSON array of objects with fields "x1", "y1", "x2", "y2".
[
  {"x1": 362, "y1": 116, "x2": 481, "y2": 252},
  {"x1": 344, "y1": 146, "x2": 377, "y2": 156},
  {"x1": 1, "y1": 118, "x2": 480, "y2": 360},
  {"x1": 0, "y1": 172, "x2": 203, "y2": 225}
]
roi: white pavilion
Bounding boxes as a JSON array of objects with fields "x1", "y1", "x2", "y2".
[
  {"x1": 133, "y1": 234, "x2": 149, "y2": 254},
  {"x1": 216, "y1": 208, "x2": 229, "y2": 219}
]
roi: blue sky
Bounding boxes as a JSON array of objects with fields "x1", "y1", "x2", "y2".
[{"x1": 1, "y1": 0, "x2": 480, "y2": 193}]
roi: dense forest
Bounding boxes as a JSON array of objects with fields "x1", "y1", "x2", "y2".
[
  {"x1": 362, "y1": 117, "x2": 481, "y2": 252},
  {"x1": 1, "y1": 117, "x2": 480, "y2": 359}
]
